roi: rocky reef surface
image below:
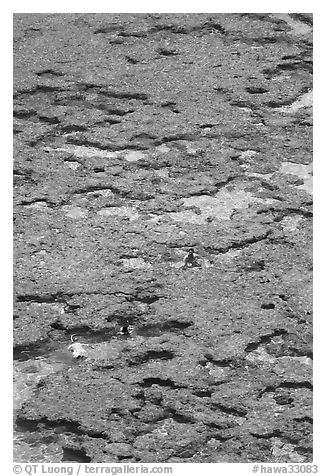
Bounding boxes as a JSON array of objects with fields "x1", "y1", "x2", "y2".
[{"x1": 13, "y1": 13, "x2": 312, "y2": 463}]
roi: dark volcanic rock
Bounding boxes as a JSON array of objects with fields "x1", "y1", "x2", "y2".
[{"x1": 14, "y1": 13, "x2": 312, "y2": 463}]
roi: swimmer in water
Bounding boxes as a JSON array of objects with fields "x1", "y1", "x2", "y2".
[
  {"x1": 183, "y1": 248, "x2": 200, "y2": 268},
  {"x1": 118, "y1": 320, "x2": 134, "y2": 336}
]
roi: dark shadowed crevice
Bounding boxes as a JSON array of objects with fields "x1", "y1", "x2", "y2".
[
  {"x1": 211, "y1": 403, "x2": 247, "y2": 417},
  {"x1": 140, "y1": 378, "x2": 186, "y2": 389},
  {"x1": 62, "y1": 447, "x2": 92, "y2": 463},
  {"x1": 279, "y1": 381, "x2": 313, "y2": 391}
]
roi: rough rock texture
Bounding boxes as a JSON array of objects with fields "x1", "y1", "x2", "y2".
[{"x1": 13, "y1": 13, "x2": 312, "y2": 463}]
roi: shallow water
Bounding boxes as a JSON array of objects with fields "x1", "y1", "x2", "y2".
[
  {"x1": 13, "y1": 327, "x2": 121, "y2": 461},
  {"x1": 13, "y1": 325, "x2": 172, "y2": 461}
]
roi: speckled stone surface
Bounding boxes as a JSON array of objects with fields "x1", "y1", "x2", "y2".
[{"x1": 14, "y1": 13, "x2": 312, "y2": 463}]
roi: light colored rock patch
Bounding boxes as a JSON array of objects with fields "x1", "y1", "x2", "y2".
[
  {"x1": 14, "y1": 360, "x2": 64, "y2": 411},
  {"x1": 14, "y1": 354, "x2": 73, "y2": 462},
  {"x1": 169, "y1": 209, "x2": 207, "y2": 225},
  {"x1": 271, "y1": 14, "x2": 312, "y2": 35},
  {"x1": 121, "y1": 257, "x2": 152, "y2": 269},
  {"x1": 33, "y1": 250, "x2": 47, "y2": 261},
  {"x1": 278, "y1": 356, "x2": 313, "y2": 367},
  {"x1": 279, "y1": 90, "x2": 312, "y2": 113},
  {"x1": 245, "y1": 172, "x2": 274, "y2": 180},
  {"x1": 271, "y1": 75, "x2": 292, "y2": 82},
  {"x1": 279, "y1": 162, "x2": 313, "y2": 194},
  {"x1": 30, "y1": 302, "x2": 66, "y2": 315},
  {"x1": 197, "y1": 257, "x2": 212, "y2": 268},
  {"x1": 169, "y1": 188, "x2": 272, "y2": 224},
  {"x1": 298, "y1": 175, "x2": 313, "y2": 194},
  {"x1": 155, "y1": 169, "x2": 170, "y2": 178},
  {"x1": 271, "y1": 439, "x2": 307, "y2": 463},
  {"x1": 124, "y1": 150, "x2": 146, "y2": 162},
  {"x1": 26, "y1": 201, "x2": 49, "y2": 210},
  {"x1": 205, "y1": 363, "x2": 229, "y2": 382},
  {"x1": 281, "y1": 215, "x2": 303, "y2": 232},
  {"x1": 185, "y1": 144, "x2": 201, "y2": 155},
  {"x1": 239, "y1": 151, "x2": 258, "y2": 170},
  {"x1": 216, "y1": 249, "x2": 243, "y2": 264},
  {"x1": 246, "y1": 347, "x2": 276, "y2": 364},
  {"x1": 97, "y1": 206, "x2": 140, "y2": 221},
  {"x1": 14, "y1": 432, "x2": 63, "y2": 463},
  {"x1": 61, "y1": 205, "x2": 88, "y2": 218},
  {"x1": 223, "y1": 249, "x2": 243, "y2": 259},
  {"x1": 240, "y1": 150, "x2": 258, "y2": 159},
  {"x1": 156, "y1": 144, "x2": 170, "y2": 153},
  {"x1": 87, "y1": 189, "x2": 114, "y2": 198},
  {"x1": 238, "y1": 106, "x2": 252, "y2": 113},
  {"x1": 137, "y1": 303, "x2": 149, "y2": 312},
  {"x1": 66, "y1": 161, "x2": 81, "y2": 170},
  {"x1": 47, "y1": 145, "x2": 121, "y2": 159},
  {"x1": 146, "y1": 215, "x2": 161, "y2": 224},
  {"x1": 171, "y1": 261, "x2": 185, "y2": 269},
  {"x1": 84, "y1": 339, "x2": 142, "y2": 363},
  {"x1": 183, "y1": 191, "x2": 254, "y2": 220}
]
